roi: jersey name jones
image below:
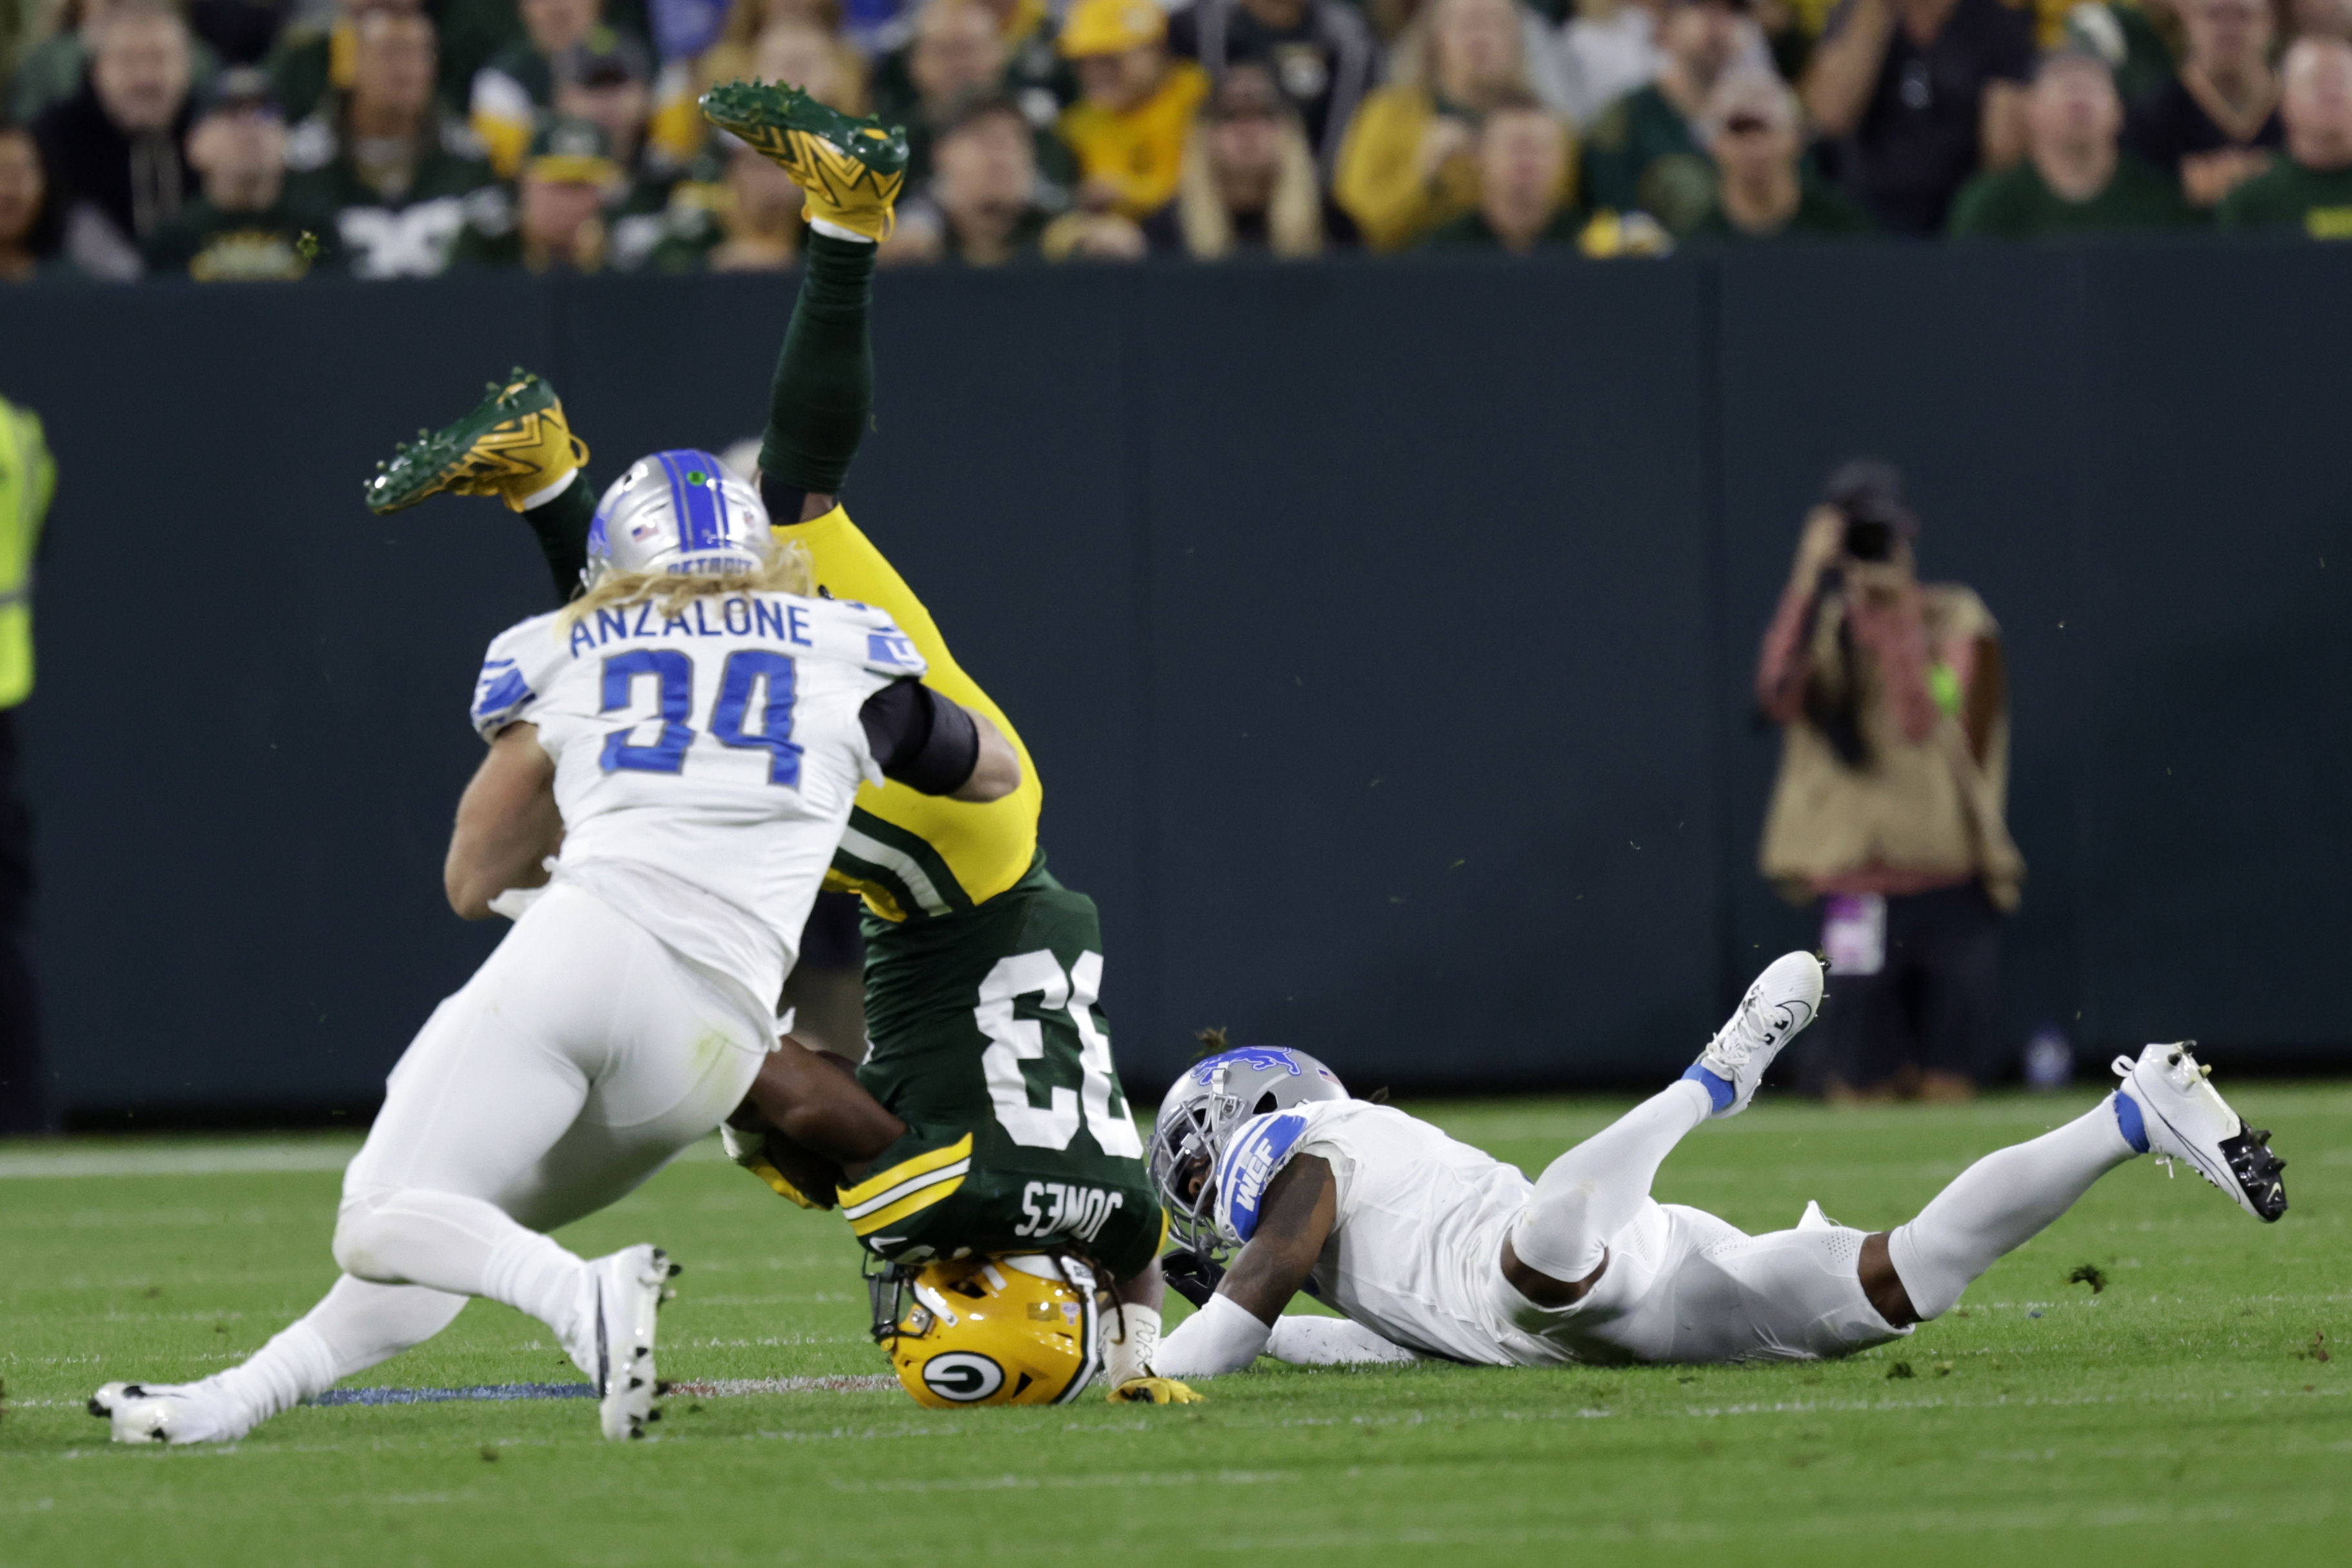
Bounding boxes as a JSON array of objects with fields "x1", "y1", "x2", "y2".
[{"x1": 1014, "y1": 1181, "x2": 1125, "y2": 1243}]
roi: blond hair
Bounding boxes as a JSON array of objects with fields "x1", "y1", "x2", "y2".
[
  {"x1": 1176, "y1": 117, "x2": 1325, "y2": 259},
  {"x1": 561, "y1": 538, "x2": 817, "y2": 627}
]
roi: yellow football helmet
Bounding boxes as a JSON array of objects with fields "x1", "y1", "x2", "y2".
[{"x1": 881, "y1": 1254, "x2": 1101, "y2": 1408}]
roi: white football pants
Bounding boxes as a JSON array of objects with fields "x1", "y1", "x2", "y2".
[
  {"x1": 205, "y1": 885, "x2": 769, "y2": 1427},
  {"x1": 1491, "y1": 1080, "x2": 2135, "y2": 1365}
]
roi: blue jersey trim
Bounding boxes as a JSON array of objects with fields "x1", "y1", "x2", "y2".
[
  {"x1": 1212, "y1": 1111, "x2": 1310, "y2": 1245},
  {"x1": 471, "y1": 659, "x2": 534, "y2": 730}
]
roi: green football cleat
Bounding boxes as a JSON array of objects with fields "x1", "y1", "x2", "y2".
[
  {"x1": 363, "y1": 370, "x2": 591, "y2": 516},
  {"x1": 699, "y1": 81, "x2": 907, "y2": 241}
]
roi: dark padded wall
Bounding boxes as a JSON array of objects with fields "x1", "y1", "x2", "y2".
[
  {"x1": 2075, "y1": 246, "x2": 2352, "y2": 1046},
  {"x1": 1133, "y1": 259, "x2": 1722, "y2": 1085},
  {"x1": 1, "y1": 243, "x2": 2345, "y2": 1118}
]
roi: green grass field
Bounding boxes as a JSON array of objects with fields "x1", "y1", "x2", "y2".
[{"x1": 3, "y1": 1086, "x2": 2345, "y2": 1568}]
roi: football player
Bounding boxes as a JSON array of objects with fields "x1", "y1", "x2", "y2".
[
  {"x1": 1147, "y1": 952, "x2": 2289, "y2": 1376},
  {"x1": 355, "y1": 83, "x2": 1186, "y2": 1405},
  {"x1": 93, "y1": 454, "x2": 1022, "y2": 1445}
]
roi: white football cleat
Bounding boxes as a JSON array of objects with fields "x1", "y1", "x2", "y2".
[
  {"x1": 88, "y1": 1380, "x2": 246, "y2": 1445},
  {"x1": 576, "y1": 1244, "x2": 679, "y2": 1441},
  {"x1": 1684, "y1": 951, "x2": 1825, "y2": 1119},
  {"x1": 2113, "y1": 1043, "x2": 2287, "y2": 1223}
]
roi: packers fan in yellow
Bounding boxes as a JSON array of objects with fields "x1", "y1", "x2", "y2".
[{"x1": 365, "y1": 84, "x2": 1195, "y2": 1409}]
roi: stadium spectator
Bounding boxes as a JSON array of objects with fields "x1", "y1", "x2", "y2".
[
  {"x1": 1334, "y1": 0, "x2": 1536, "y2": 249},
  {"x1": 696, "y1": 0, "x2": 866, "y2": 112},
  {"x1": 1428, "y1": 90, "x2": 1581, "y2": 248},
  {"x1": 1686, "y1": 64, "x2": 1876, "y2": 238},
  {"x1": 745, "y1": 15, "x2": 869, "y2": 113},
  {"x1": 1142, "y1": 58, "x2": 1338, "y2": 255},
  {"x1": 32, "y1": 0, "x2": 197, "y2": 276},
  {"x1": 2216, "y1": 33, "x2": 2352, "y2": 233},
  {"x1": 887, "y1": 90, "x2": 1052, "y2": 261},
  {"x1": 1947, "y1": 48, "x2": 2195, "y2": 236},
  {"x1": 265, "y1": 0, "x2": 422, "y2": 125},
  {"x1": 645, "y1": 135, "x2": 803, "y2": 267},
  {"x1": 143, "y1": 63, "x2": 337, "y2": 276},
  {"x1": 1055, "y1": 0, "x2": 1209, "y2": 219},
  {"x1": 1580, "y1": 0, "x2": 1748, "y2": 234},
  {"x1": 453, "y1": 113, "x2": 618, "y2": 268},
  {"x1": 10, "y1": 0, "x2": 220, "y2": 125},
  {"x1": 868, "y1": 0, "x2": 1012, "y2": 183},
  {"x1": 872, "y1": 0, "x2": 1077, "y2": 164},
  {"x1": 1166, "y1": 0, "x2": 1380, "y2": 179},
  {"x1": 2124, "y1": 0, "x2": 2280, "y2": 210},
  {"x1": 0, "y1": 123, "x2": 68, "y2": 278},
  {"x1": 282, "y1": 8, "x2": 505, "y2": 277},
  {"x1": 2060, "y1": 0, "x2": 2180, "y2": 109},
  {"x1": 0, "y1": 393, "x2": 51, "y2": 1136},
  {"x1": 548, "y1": 32, "x2": 681, "y2": 266},
  {"x1": 1803, "y1": 0, "x2": 2034, "y2": 234},
  {"x1": 185, "y1": 0, "x2": 281, "y2": 65},
  {"x1": 470, "y1": 0, "x2": 612, "y2": 175},
  {"x1": 1755, "y1": 461, "x2": 2022, "y2": 1104},
  {"x1": 1557, "y1": 0, "x2": 1668, "y2": 126}
]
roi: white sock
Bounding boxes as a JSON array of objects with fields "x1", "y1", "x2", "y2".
[
  {"x1": 1887, "y1": 1096, "x2": 2137, "y2": 1320},
  {"x1": 205, "y1": 1276, "x2": 468, "y2": 1430},
  {"x1": 1511, "y1": 1078, "x2": 1711, "y2": 1282},
  {"x1": 336, "y1": 1188, "x2": 590, "y2": 1354}
]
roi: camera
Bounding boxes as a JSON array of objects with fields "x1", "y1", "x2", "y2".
[
  {"x1": 1822, "y1": 459, "x2": 1912, "y2": 565},
  {"x1": 1844, "y1": 517, "x2": 1894, "y2": 562}
]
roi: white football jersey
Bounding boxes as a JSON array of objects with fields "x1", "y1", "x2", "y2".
[
  {"x1": 470, "y1": 589, "x2": 925, "y2": 1011},
  {"x1": 1214, "y1": 1099, "x2": 1536, "y2": 1365}
]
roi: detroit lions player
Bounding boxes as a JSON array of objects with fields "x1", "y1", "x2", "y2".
[
  {"x1": 1149, "y1": 952, "x2": 2289, "y2": 1376},
  {"x1": 92, "y1": 454, "x2": 1020, "y2": 1445}
]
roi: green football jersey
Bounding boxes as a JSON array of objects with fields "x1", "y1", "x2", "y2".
[{"x1": 843, "y1": 862, "x2": 1165, "y2": 1280}]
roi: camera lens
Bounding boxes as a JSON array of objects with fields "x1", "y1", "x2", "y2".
[{"x1": 1845, "y1": 519, "x2": 1893, "y2": 562}]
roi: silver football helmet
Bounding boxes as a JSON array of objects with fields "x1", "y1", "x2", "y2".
[
  {"x1": 1148, "y1": 1046, "x2": 1347, "y2": 1257},
  {"x1": 585, "y1": 448, "x2": 771, "y2": 583}
]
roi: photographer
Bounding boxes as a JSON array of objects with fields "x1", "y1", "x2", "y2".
[{"x1": 1754, "y1": 461, "x2": 2024, "y2": 1103}]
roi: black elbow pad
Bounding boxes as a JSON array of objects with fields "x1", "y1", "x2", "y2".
[{"x1": 861, "y1": 679, "x2": 981, "y2": 796}]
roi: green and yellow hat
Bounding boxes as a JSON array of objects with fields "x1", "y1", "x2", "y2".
[
  {"x1": 525, "y1": 116, "x2": 621, "y2": 186},
  {"x1": 1060, "y1": 0, "x2": 1166, "y2": 57}
]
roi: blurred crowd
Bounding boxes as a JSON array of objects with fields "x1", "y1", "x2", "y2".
[{"x1": 6, "y1": 0, "x2": 2352, "y2": 281}]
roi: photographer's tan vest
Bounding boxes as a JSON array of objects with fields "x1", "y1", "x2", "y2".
[{"x1": 1758, "y1": 584, "x2": 2025, "y2": 910}]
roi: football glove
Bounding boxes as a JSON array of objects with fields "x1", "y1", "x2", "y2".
[
  {"x1": 719, "y1": 1122, "x2": 837, "y2": 1210},
  {"x1": 1160, "y1": 1248, "x2": 1226, "y2": 1309},
  {"x1": 1107, "y1": 1376, "x2": 1205, "y2": 1405}
]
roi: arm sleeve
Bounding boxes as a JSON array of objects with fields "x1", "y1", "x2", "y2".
[
  {"x1": 1152, "y1": 1293, "x2": 1274, "y2": 1379},
  {"x1": 521, "y1": 469, "x2": 596, "y2": 607},
  {"x1": 858, "y1": 678, "x2": 980, "y2": 795},
  {"x1": 1754, "y1": 576, "x2": 1822, "y2": 723},
  {"x1": 1265, "y1": 1315, "x2": 1422, "y2": 1367}
]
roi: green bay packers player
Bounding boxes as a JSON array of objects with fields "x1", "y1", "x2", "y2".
[{"x1": 367, "y1": 83, "x2": 1191, "y2": 1407}]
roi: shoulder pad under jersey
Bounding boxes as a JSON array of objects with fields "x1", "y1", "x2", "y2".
[{"x1": 471, "y1": 612, "x2": 565, "y2": 739}]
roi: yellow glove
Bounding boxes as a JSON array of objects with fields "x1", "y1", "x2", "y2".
[
  {"x1": 719, "y1": 1122, "x2": 825, "y2": 1209},
  {"x1": 1107, "y1": 1376, "x2": 1205, "y2": 1405}
]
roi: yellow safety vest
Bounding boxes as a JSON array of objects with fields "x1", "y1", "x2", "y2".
[{"x1": 0, "y1": 397, "x2": 55, "y2": 710}]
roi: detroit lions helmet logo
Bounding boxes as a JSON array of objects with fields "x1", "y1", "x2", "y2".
[{"x1": 1191, "y1": 1047, "x2": 1306, "y2": 1086}]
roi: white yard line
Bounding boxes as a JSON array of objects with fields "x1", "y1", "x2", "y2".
[{"x1": 0, "y1": 1143, "x2": 363, "y2": 1178}]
